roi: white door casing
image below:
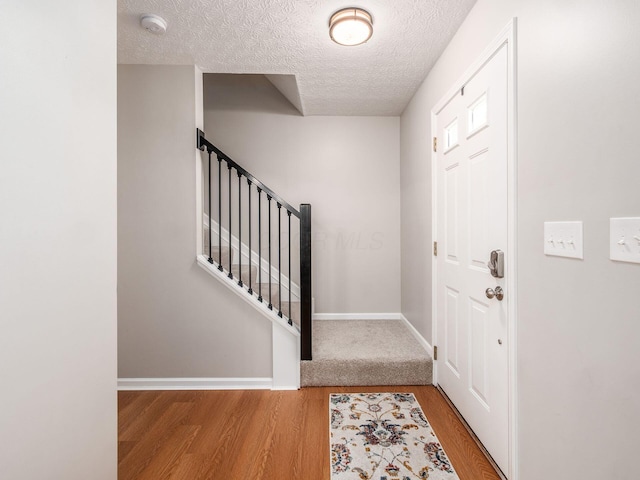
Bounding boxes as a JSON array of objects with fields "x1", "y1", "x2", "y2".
[{"x1": 432, "y1": 21, "x2": 517, "y2": 478}]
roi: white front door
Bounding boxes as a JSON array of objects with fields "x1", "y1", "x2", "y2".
[{"x1": 434, "y1": 41, "x2": 511, "y2": 474}]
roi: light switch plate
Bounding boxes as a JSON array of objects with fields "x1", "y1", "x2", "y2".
[
  {"x1": 610, "y1": 217, "x2": 640, "y2": 264},
  {"x1": 544, "y1": 221, "x2": 583, "y2": 259}
]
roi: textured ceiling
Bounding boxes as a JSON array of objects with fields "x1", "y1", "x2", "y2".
[{"x1": 118, "y1": 0, "x2": 477, "y2": 116}]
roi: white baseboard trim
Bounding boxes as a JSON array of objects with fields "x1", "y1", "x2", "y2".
[
  {"x1": 313, "y1": 313, "x2": 403, "y2": 321},
  {"x1": 399, "y1": 314, "x2": 433, "y2": 358},
  {"x1": 117, "y1": 377, "x2": 273, "y2": 391}
]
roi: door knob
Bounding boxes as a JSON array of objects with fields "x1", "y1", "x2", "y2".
[{"x1": 485, "y1": 286, "x2": 504, "y2": 301}]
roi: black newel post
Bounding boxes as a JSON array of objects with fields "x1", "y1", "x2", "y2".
[
  {"x1": 267, "y1": 195, "x2": 273, "y2": 310},
  {"x1": 237, "y1": 171, "x2": 243, "y2": 287},
  {"x1": 257, "y1": 188, "x2": 263, "y2": 302},
  {"x1": 247, "y1": 179, "x2": 253, "y2": 295},
  {"x1": 207, "y1": 151, "x2": 213, "y2": 264},
  {"x1": 287, "y1": 210, "x2": 292, "y2": 326},
  {"x1": 277, "y1": 203, "x2": 282, "y2": 318},
  {"x1": 227, "y1": 164, "x2": 233, "y2": 278},
  {"x1": 299, "y1": 204, "x2": 312, "y2": 361},
  {"x1": 217, "y1": 156, "x2": 223, "y2": 270}
]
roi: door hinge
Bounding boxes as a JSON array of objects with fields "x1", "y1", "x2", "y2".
[
  {"x1": 433, "y1": 241, "x2": 438, "y2": 256},
  {"x1": 433, "y1": 137, "x2": 437, "y2": 152},
  {"x1": 433, "y1": 345, "x2": 438, "y2": 361}
]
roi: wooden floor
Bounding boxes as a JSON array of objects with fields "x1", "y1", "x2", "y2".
[{"x1": 118, "y1": 385, "x2": 500, "y2": 479}]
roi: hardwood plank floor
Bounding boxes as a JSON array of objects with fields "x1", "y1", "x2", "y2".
[{"x1": 118, "y1": 386, "x2": 500, "y2": 479}]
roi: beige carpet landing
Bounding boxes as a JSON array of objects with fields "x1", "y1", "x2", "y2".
[{"x1": 301, "y1": 320, "x2": 433, "y2": 387}]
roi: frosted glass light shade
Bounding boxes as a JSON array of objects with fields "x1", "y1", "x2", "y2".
[{"x1": 329, "y1": 8, "x2": 373, "y2": 46}]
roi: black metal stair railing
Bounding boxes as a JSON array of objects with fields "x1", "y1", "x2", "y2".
[{"x1": 197, "y1": 129, "x2": 312, "y2": 361}]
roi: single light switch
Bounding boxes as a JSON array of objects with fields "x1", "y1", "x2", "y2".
[
  {"x1": 610, "y1": 217, "x2": 640, "y2": 264},
  {"x1": 544, "y1": 221, "x2": 584, "y2": 259}
]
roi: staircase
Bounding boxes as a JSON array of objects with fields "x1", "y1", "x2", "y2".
[{"x1": 197, "y1": 129, "x2": 432, "y2": 389}]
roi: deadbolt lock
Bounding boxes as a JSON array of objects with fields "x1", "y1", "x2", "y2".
[{"x1": 488, "y1": 249, "x2": 504, "y2": 278}]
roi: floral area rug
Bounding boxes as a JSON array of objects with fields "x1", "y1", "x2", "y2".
[{"x1": 330, "y1": 393, "x2": 459, "y2": 480}]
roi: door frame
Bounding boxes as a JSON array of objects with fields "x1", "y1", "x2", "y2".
[{"x1": 430, "y1": 19, "x2": 518, "y2": 480}]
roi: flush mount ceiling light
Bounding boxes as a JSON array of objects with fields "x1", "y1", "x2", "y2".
[
  {"x1": 329, "y1": 8, "x2": 373, "y2": 46},
  {"x1": 140, "y1": 14, "x2": 167, "y2": 35}
]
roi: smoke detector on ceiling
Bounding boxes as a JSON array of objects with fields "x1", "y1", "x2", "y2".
[{"x1": 140, "y1": 14, "x2": 167, "y2": 35}]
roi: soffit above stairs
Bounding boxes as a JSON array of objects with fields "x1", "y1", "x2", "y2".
[{"x1": 117, "y1": 0, "x2": 477, "y2": 116}]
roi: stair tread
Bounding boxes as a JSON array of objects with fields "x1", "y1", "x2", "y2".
[
  {"x1": 204, "y1": 245, "x2": 233, "y2": 264},
  {"x1": 300, "y1": 320, "x2": 433, "y2": 387},
  {"x1": 255, "y1": 283, "x2": 278, "y2": 300},
  {"x1": 255, "y1": 283, "x2": 300, "y2": 307}
]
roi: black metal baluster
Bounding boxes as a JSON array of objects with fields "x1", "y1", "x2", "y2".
[
  {"x1": 217, "y1": 156, "x2": 223, "y2": 270},
  {"x1": 257, "y1": 188, "x2": 263, "y2": 302},
  {"x1": 247, "y1": 179, "x2": 253, "y2": 294},
  {"x1": 288, "y1": 210, "x2": 292, "y2": 325},
  {"x1": 237, "y1": 171, "x2": 243, "y2": 287},
  {"x1": 207, "y1": 151, "x2": 213, "y2": 264},
  {"x1": 228, "y1": 164, "x2": 233, "y2": 278},
  {"x1": 277, "y1": 203, "x2": 282, "y2": 318},
  {"x1": 267, "y1": 195, "x2": 273, "y2": 310}
]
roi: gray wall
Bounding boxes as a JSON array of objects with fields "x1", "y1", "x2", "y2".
[
  {"x1": 400, "y1": 0, "x2": 640, "y2": 478},
  {"x1": 0, "y1": 1, "x2": 117, "y2": 479},
  {"x1": 204, "y1": 74, "x2": 401, "y2": 314},
  {"x1": 118, "y1": 65, "x2": 272, "y2": 378}
]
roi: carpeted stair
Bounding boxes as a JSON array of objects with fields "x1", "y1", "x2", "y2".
[
  {"x1": 207, "y1": 245, "x2": 300, "y2": 325},
  {"x1": 301, "y1": 320, "x2": 433, "y2": 386}
]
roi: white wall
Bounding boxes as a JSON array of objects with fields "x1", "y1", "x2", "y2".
[
  {"x1": 400, "y1": 0, "x2": 640, "y2": 478},
  {"x1": 118, "y1": 66, "x2": 272, "y2": 379},
  {"x1": 0, "y1": 1, "x2": 117, "y2": 479},
  {"x1": 204, "y1": 74, "x2": 401, "y2": 314}
]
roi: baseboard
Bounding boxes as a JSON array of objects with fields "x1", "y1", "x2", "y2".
[
  {"x1": 399, "y1": 314, "x2": 433, "y2": 358},
  {"x1": 312, "y1": 313, "x2": 403, "y2": 321},
  {"x1": 117, "y1": 377, "x2": 273, "y2": 391}
]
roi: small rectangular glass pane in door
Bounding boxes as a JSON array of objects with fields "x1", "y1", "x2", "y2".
[
  {"x1": 468, "y1": 93, "x2": 488, "y2": 133},
  {"x1": 445, "y1": 118, "x2": 458, "y2": 150}
]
